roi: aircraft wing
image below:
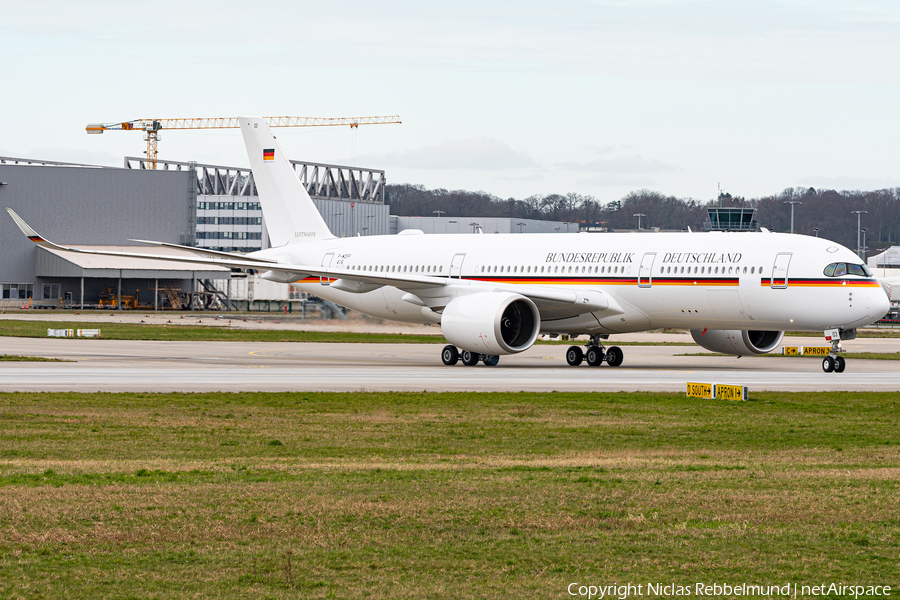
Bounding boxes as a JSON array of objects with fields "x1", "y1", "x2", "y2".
[
  {"x1": 128, "y1": 239, "x2": 280, "y2": 263},
  {"x1": 7, "y1": 208, "x2": 616, "y2": 315}
]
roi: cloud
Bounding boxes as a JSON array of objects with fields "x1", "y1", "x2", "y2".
[
  {"x1": 576, "y1": 173, "x2": 661, "y2": 188},
  {"x1": 357, "y1": 137, "x2": 538, "y2": 171},
  {"x1": 584, "y1": 144, "x2": 633, "y2": 156},
  {"x1": 796, "y1": 175, "x2": 900, "y2": 192},
  {"x1": 558, "y1": 154, "x2": 680, "y2": 175}
]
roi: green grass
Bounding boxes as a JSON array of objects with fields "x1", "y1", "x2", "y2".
[
  {"x1": 677, "y1": 351, "x2": 900, "y2": 360},
  {"x1": 0, "y1": 391, "x2": 897, "y2": 598},
  {"x1": 0, "y1": 319, "x2": 445, "y2": 344},
  {"x1": 0, "y1": 355, "x2": 67, "y2": 362},
  {"x1": 787, "y1": 330, "x2": 900, "y2": 338},
  {"x1": 0, "y1": 320, "x2": 695, "y2": 345}
]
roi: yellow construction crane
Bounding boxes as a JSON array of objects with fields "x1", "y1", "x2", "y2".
[{"x1": 86, "y1": 115, "x2": 401, "y2": 169}]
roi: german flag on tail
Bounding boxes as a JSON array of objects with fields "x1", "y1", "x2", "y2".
[{"x1": 263, "y1": 148, "x2": 275, "y2": 161}]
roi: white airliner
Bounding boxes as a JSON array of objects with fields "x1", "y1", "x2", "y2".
[{"x1": 7, "y1": 117, "x2": 890, "y2": 373}]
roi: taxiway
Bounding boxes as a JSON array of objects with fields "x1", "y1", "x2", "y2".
[{"x1": 1, "y1": 336, "x2": 898, "y2": 393}]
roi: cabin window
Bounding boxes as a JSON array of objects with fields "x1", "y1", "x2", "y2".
[
  {"x1": 758, "y1": 266, "x2": 762, "y2": 274},
  {"x1": 743, "y1": 267, "x2": 747, "y2": 274},
  {"x1": 554, "y1": 266, "x2": 559, "y2": 273},
  {"x1": 750, "y1": 267, "x2": 755, "y2": 274}
]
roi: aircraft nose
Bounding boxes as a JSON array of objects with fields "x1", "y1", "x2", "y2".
[{"x1": 872, "y1": 287, "x2": 891, "y2": 319}]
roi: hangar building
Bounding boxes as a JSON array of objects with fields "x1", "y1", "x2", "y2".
[{"x1": 0, "y1": 155, "x2": 571, "y2": 310}]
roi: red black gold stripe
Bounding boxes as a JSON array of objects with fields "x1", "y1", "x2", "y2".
[
  {"x1": 262, "y1": 149, "x2": 275, "y2": 161},
  {"x1": 759, "y1": 278, "x2": 881, "y2": 288},
  {"x1": 295, "y1": 274, "x2": 880, "y2": 288},
  {"x1": 27, "y1": 235, "x2": 44, "y2": 243}
]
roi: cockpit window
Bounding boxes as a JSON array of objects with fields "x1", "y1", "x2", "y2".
[{"x1": 824, "y1": 262, "x2": 871, "y2": 277}]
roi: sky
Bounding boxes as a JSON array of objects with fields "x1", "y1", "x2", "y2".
[{"x1": 2, "y1": 0, "x2": 899, "y2": 204}]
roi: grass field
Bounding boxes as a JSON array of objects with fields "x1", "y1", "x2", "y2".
[
  {"x1": 0, "y1": 391, "x2": 897, "y2": 599},
  {"x1": 677, "y1": 351, "x2": 900, "y2": 360},
  {"x1": 0, "y1": 320, "x2": 695, "y2": 346}
]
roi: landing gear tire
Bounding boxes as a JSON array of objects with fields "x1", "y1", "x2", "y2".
[
  {"x1": 461, "y1": 350, "x2": 480, "y2": 366},
  {"x1": 606, "y1": 346, "x2": 624, "y2": 367},
  {"x1": 834, "y1": 356, "x2": 846, "y2": 373},
  {"x1": 483, "y1": 355, "x2": 500, "y2": 367},
  {"x1": 586, "y1": 346, "x2": 604, "y2": 367},
  {"x1": 822, "y1": 356, "x2": 835, "y2": 373},
  {"x1": 566, "y1": 346, "x2": 584, "y2": 366},
  {"x1": 442, "y1": 345, "x2": 459, "y2": 366}
]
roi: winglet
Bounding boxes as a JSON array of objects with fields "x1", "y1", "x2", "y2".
[{"x1": 6, "y1": 208, "x2": 55, "y2": 248}]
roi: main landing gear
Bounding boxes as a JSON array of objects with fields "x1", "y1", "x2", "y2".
[
  {"x1": 566, "y1": 335, "x2": 624, "y2": 368},
  {"x1": 441, "y1": 345, "x2": 499, "y2": 367},
  {"x1": 822, "y1": 331, "x2": 846, "y2": 373}
]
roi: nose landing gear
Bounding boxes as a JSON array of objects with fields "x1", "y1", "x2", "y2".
[
  {"x1": 566, "y1": 335, "x2": 624, "y2": 367},
  {"x1": 822, "y1": 329, "x2": 847, "y2": 373}
]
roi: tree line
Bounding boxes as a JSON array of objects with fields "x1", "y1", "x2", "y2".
[{"x1": 385, "y1": 183, "x2": 900, "y2": 255}]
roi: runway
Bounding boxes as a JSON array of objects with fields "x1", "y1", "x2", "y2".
[{"x1": 1, "y1": 336, "x2": 898, "y2": 392}]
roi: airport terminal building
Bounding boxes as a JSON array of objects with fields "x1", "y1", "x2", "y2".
[{"x1": 0, "y1": 155, "x2": 569, "y2": 309}]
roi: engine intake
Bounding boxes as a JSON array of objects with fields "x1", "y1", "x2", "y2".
[
  {"x1": 690, "y1": 329, "x2": 784, "y2": 356},
  {"x1": 441, "y1": 292, "x2": 540, "y2": 355}
]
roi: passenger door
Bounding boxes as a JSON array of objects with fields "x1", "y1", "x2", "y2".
[
  {"x1": 320, "y1": 252, "x2": 334, "y2": 285},
  {"x1": 771, "y1": 253, "x2": 791, "y2": 289},
  {"x1": 638, "y1": 252, "x2": 656, "y2": 288},
  {"x1": 449, "y1": 253, "x2": 466, "y2": 279}
]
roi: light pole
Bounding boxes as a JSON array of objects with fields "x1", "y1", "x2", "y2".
[
  {"x1": 784, "y1": 201, "x2": 802, "y2": 234},
  {"x1": 433, "y1": 210, "x2": 445, "y2": 218},
  {"x1": 851, "y1": 210, "x2": 867, "y2": 259},
  {"x1": 862, "y1": 228, "x2": 867, "y2": 261},
  {"x1": 469, "y1": 222, "x2": 480, "y2": 234},
  {"x1": 633, "y1": 213, "x2": 646, "y2": 230},
  {"x1": 517, "y1": 221, "x2": 526, "y2": 233},
  {"x1": 814, "y1": 228, "x2": 819, "y2": 238}
]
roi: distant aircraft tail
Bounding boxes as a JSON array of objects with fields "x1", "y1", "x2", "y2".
[{"x1": 239, "y1": 116, "x2": 334, "y2": 246}]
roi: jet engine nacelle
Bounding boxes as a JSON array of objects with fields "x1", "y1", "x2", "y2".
[
  {"x1": 441, "y1": 292, "x2": 540, "y2": 355},
  {"x1": 690, "y1": 329, "x2": 784, "y2": 356}
]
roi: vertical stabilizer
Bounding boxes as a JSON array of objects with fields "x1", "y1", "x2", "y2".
[{"x1": 239, "y1": 116, "x2": 334, "y2": 246}]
